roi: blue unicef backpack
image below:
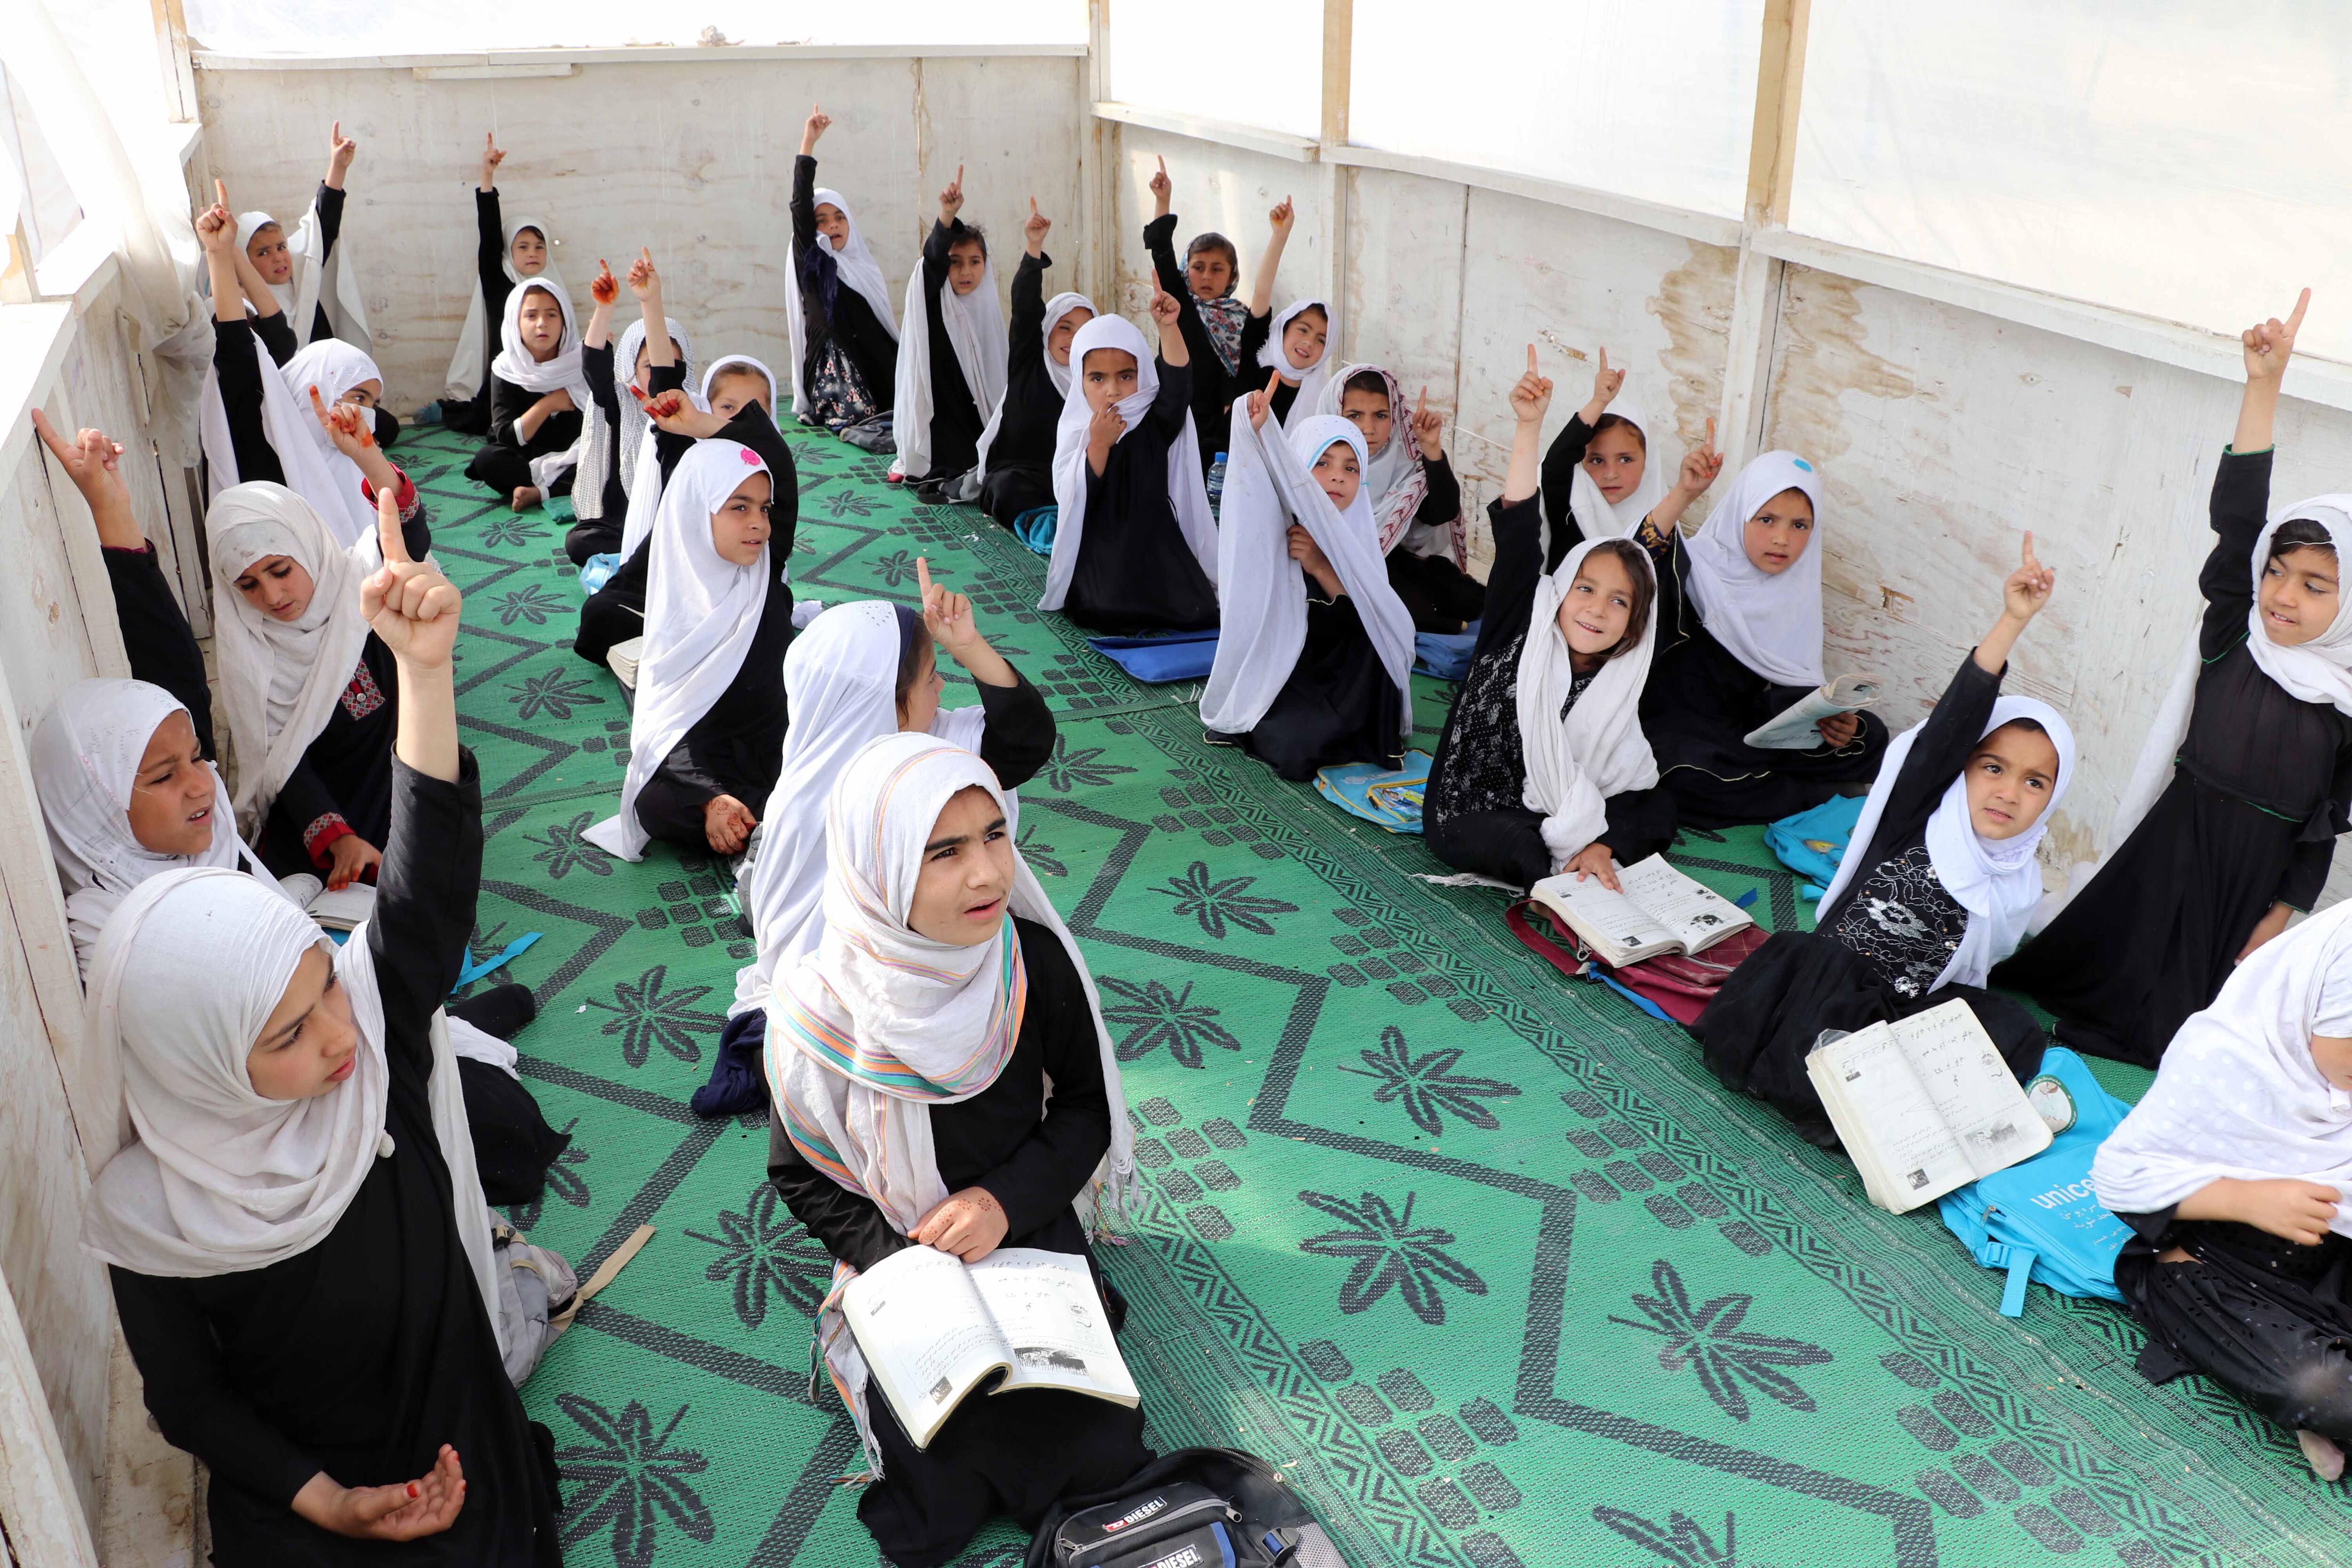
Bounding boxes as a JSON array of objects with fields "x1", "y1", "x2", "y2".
[
  {"x1": 1938, "y1": 1048, "x2": 2134, "y2": 1315},
  {"x1": 1764, "y1": 794, "x2": 1867, "y2": 900}
]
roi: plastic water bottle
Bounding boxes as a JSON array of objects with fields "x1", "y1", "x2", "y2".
[{"x1": 1207, "y1": 452, "x2": 1228, "y2": 519}]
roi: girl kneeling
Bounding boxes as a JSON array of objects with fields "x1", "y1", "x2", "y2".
[
  {"x1": 768, "y1": 734, "x2": 1147, "y2": 1566},
  {"x1": 1695, "y1": 539, "x2": 2068, "y2": 1144}
]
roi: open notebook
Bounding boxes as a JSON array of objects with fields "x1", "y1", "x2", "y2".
[
  {"x1": 1745, "y1": 672, "x2": 1880, "y2": 750},
  {"x1": 841, "y1": 1246, "x2": 1138, "y2": 1450},
  {"x1": 1529, "y1": 855, "x2": 1754, "y2": 967}
]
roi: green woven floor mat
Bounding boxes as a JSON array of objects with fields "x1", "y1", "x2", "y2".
[{"x1": 392, "y1": 422, "x2": 2345, "y2": 1568}]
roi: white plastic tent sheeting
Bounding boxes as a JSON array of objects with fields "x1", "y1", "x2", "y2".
[
  {"x1": 1348, "y1": 0, "x2": 1766, "y2": 221},
  {"x1": 1792, "y1": 0, "x2": 2352, "y2": 362},
  {"x1": 1106, "y1": 0, "x2": 1323, "y2": 139},
  {"x1": 180, "y1": 0, "x2": 1085, "y2": 55}
]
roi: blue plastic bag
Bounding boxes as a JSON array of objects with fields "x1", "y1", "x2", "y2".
[
  {"x1": 1087, "y1": 630, "x2": 1219, "y2": 683},
  {"x1": 1012, "y1": 505, "x2": 1057, "y2": 556},
  {"x1": 1764, "y1": 794, "x2": 1866, "y2": 901},
  {"x1": 578, "y1": 551, "x2": 621, "y2": 596},
  {"x1": 1413, "y1": 622, "x2": 1480, "y2": 681},
  {"x1": 1937, "y1": 1048, "x2": 2134, "y2": 1315}
]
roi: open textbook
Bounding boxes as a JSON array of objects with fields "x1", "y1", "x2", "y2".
[
  {"x1": 1745, "y1": 672, "x2": 1881, "y2": 750},
  {"x1": 1529, "y1": 854, "x2": 1755, "y2": 967},
  {"x1": 841, "y1": 1245, "x2": 1139, "y2": 1449},
  {"x1": 1806, "y1": 999, "x2": 2053, "y2": 1214}
]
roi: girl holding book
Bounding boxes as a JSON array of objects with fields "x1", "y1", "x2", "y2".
[
  {"x1": 1694, "y1": 538, "x2": 2070, "y2": 1144},
  {"x1": 765, "y1": 733, "x2": 1145, "y2": 1566}
]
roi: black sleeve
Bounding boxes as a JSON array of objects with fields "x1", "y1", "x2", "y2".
[
  {"x1": 791, "y1": 155, "x2": 820, "y2": 252},
  {"x1": 1467, "y1": 493, "x2": 1545, "y2": 662},
  {"x1": 581, "y1": 341, "x2": 620, "y2": 418},
  {"x1": 717, "y1": 402, "x2": 797, "y2": 512},
  {"x1": 311, "y1": 182, "x2": 343, "y2": 266},
  {"x1": 487, "y1": 375, "x2": 534, "y2": 447},
  {"x1": 922, "y1": 217, "x2": 955, "y2": 279},
  {"x1": 476, "y1": 187, "x2": 506, "y2": 294},
  {"x1": 768, "y1": 1112, "x2": 910, "y2": 1274},
  {"x1": 1239, "y1": 312, "x2": 1272, "y2": 377},
  {"x1": 974, "y1": 669, "x2": 1056, "y2": 789},
  {"x1": 1009, "y1": 250, "x2": 1049, "y2": 361},
  {"x1": 1598, "y1": 786, "x2": 1679, "y2": 867},
  {"x1": 211, "y1": 318, "x2": 285, "y2": 486},
  {"x1": 2278, "y1": 740, "x2": 2352, "y2": 911},
  {"x1": 2200, "y1": 446, "x2": 2273, "y2": 658},
  {"x1": 266, "y1": 757, "x2": 347, "y2": 869},
  {"x1": 975, "y1": 925, "x2": 1111, "y2": 1237},
  {"x1": 1417, "y1": 453, "x2": 1462, "y2": 525},
  {"x1": 103, "y1": 547, "x2": 216, "y2": 759},
  {"x1": 2116, "y1": 1207, "x2": 2178, "y2": 1246},
  {"x1": 251, "y1": 309, "x2": 298, "y2": 368},
  {"x1": 364, "y1": 755, "x2": 483, "y2": 1075},
  {"x1": 1146, "y1": 358, "x2": 1192, "y2": 439},
  {"x1": 110, "y1": 1269, "x2": 320, "y2": 1508},
  {"x1": 1874, "y1": 656, "x2": 2004, "y2": 836},
  {"x1": 1143, "y1": 213, "x2": 1187, "y2": 296},
  {"x1": 1540, "y1": 413, "x2": 1597, "y2": 550},
  {"x1": 649, "y1": 360, "x2": 699, "y2": 481}
]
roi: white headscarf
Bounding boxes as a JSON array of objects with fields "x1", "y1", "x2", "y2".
[
  {"x1": 2093, "y1": 896, "x2": 2352, "y2": 1234},
  {"x1": 1202, "y1": 414, "x2": 1413, "y2": 737},
  {"x1": 894, "y1": 237, "x2": 1007, "y2": 481},
  {"x1": 785, "y1": 188, "x2": 899, "y2": 418},
  {"x1": 971, "y1": 290, "x2": 1094, "y2": 498},
  {"x1": 235, "y1": 205, "x2": 371, "y2": 353},
  {"x1": 1257, "y1": 299, "x2": 1335, "y2": 434},
  {"x1": 283, "y1": 339, "x2": 385, "y2": 532},
  {"x1": 1514, "y1": 539, "x2": 1662, "y2": 865},
  {"x1": 599, "y1": 318, "x2": 700, "y2": 557},
  {"x1": 205, "y1": 483, "x2": 379, "y2": 834},
  {"x1": 573, "y1": 314, "x2": 692, "y2": 532},
  {"x1": 729, "y1": 603, "x2": 988, "y2": 1018},
  {"x1": 1683, "y1": 450, "x2": 1828, "y2": 688},
  {"x1": 1041, "y1": 315, "x2": 1217, "y2": 612},
  {"x1": 584, "y1": 441, "x2": 775, "y2": 862},
  {"x1": 76, "y1": 868, "x2": 500, "y2": 1332},
  {"x1": 1822, "y1": 693, "x2": 2075, "y2": 989},
  {"x1": 442, "y1": 211, "x2": 560, "y2": 403},
  {"x1": 1314, "y1": 363, "x2": 1465, "y2": 565},
  {"x1": 765, "y1": 733, "x2": 1136, "y2": 1473},
  {"x1": 199, "y1": 316, "x2": 377, "y2": 549},
  {"x1": 1563, "y1": 388, "x2": 1670, "y2": 547},
  {"x1": 2042, "y1": 495, "x2": 2352, "y2": 931},
  {"x1": 490, "y1": 279, "x2": 595, "y2": 493},
  {"x1": 32, "y1": 680, "x2": 276, "y2": 975}
]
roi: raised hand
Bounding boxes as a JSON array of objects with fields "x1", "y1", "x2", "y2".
[
  {"x1": 1244, "y1": 368, "x2": 1280, "y2": 432},
  {"x1": 309, "y1": 385, "x2": 381, "y2": 461},
  {"x1": 1149, "y1": 283, "x2": 1182, "y2": 331},
  {"x1": 801, "y1": 105, "x2": 831, "y2": 153},
  {"x1": 295, "y1": 1446, "x2": 465, "y2": 1541},
  {"x1": 1677, "y1": 416, "x2": 1724, "y2": 493},
  {"x1": 2001, "y1": 530, "x2": 2055, "y2": 622},
  {"x1": 1023, "y1": 197, "x2": 1050, "y2": 255},
  {"x1": 196, "y1": 183, "x2": 234, "y2": 255},
  {"x1": 480, "y1": 132, "x2": 504, "y2": 188},
  {"x1": 629, "y1": 383, "x2": 725, "y2": 439},
  {"x1": 1509, "y1": 345, "x2": 1553, "y2": 424},
  {"x1": 939, "y1": 164, "x2": 965, "y2": 223},
  {"x1": 917, "y1": 556, "x2": 981, "y2": 659},
  {"x1": 626, "y1": 247, "x2": 660, "y2": 302},
  {"x1": 1410, "y1": 386, "x2": 1445, "y2": 460},
  {"x1": 361, "y1": 485, "x2": 461, "y2": 670},
  {"x1": 31, "y1": 409, "x2": 125, "y2": 493},
  {"x1": 1148, "y1": 154, "x2": 1171, "y2": 215},
  {"x1": 590, "y1": 258, "x2": 619, "y2": 306},
  {"x1": 1590, "y1": 346, "x2": 1623, "y2": 408},
  {"x1": 325, "y1": 120, "x2": 357, "y2": 189},
  {"x1": 1268, "y1": 196, "x2": 1295, "y2": 236},
  {"x1": 2243, "y1": 287, "x2": 2311, "y2": 384}
]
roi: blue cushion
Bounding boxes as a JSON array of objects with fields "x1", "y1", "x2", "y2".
[{"x1": 1088, "y1": 630, "x2": 1219, "y2": 683}]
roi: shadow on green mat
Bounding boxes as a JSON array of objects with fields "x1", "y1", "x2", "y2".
[{"x1": 395, "y1": 421, "x2": 2341, "y2": 1568}]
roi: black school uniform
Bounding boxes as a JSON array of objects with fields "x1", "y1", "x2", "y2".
[
  {"x1": 1630, "y1": 523, "x2": 1889, "y2": 828},
  {"x1": 791, "y1": 156, "x2": 898, "y2": 427},
  {"x1": 444, "y1": 189, "x2": 524, "y2": 437},
  {"x1": 768, "y1": 916, "x2": 1150, "y2": 1568},
  {"x1": 911, "y1": 220, "x2": 986, "y2": 482},
  {"x1": 1141, "y1": 215, "x2": 1270, "y2": 478},
  {"x1": 563, "y1": 338, "x2": 631, "y2": 565},
  {"x1": 978, "y1": 250, "x2": 1064, "y2": 527},
  {"x1": 1064, "y1": 358, "x2": 1219, "y2": 634},
  {"x1": 1996, "y1": 447, "x2": 2352, "y2": 1065},
  {"x1": 1232, "y1": 588, "x2": 1405, "y2": 782},
  {"x1": 1383, "y1": 453, "x2": 1486, "y2": 633},
  {"x1": 109, "y1": 756, "x2": 564, "y2": 1566},
  {"x1": 211, "y1": 317, "x2": 292, "y2": 487},
  {"x1": 1423, "y1": 493, "x2": 1675, "y2": 887},
  {"x1": 465, "y1": 371, "x2": 582, "y2": 501},
  {"x1": 2112, "y1": 1210, "x2": 2352, "y2": 1446},
  {"x1": 696, "y1": 672, "x2": 1062, "y2": 1117},
  {"x1": 1694, "y1": 656, "x2": 2046, "y2": 1145},
  {"x1": 1539, "y1": 410, "x2": 1627, "y2": 573}
]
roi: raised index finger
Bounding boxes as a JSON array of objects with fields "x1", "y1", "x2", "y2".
[
  {"x1": 377, "y1": 484, "x2": 411, "y2": 565},
  {"x1": 2287, "y1": 287, "x2": 2312, "y2": 334},
  {"x1": 916, "y1": 555, "x2": 933, "y2": 600},
  {"x1": 30, "y1": 408, "x2": 73, "y2": 463},
  {"x1": 2021, "y1": 530, "x2": 2040, "y2": 571}
]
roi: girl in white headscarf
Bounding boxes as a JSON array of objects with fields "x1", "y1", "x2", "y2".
[
  {"x1": 2090, "y1": 897, "x2": 2352, "y2": 1481},
  {"x1": 463, "y1": 271, "x2": 592, "y2": 512},
  {"x1": 1635, "y1": 437, "x2": 1889, "y2": 827},
  {"x1": 790, "y1": 107, "x2": 900, "y2": 432},
  {"x1": 693, "y1": 589, "x2": 1056, "y2": 1118},
  {"x1": 437, "y1": 134, "x2": 564, "y2": 437},
  {"x1": 226, "y1": 122, "x2": 370, "y2": 356},
  {"x1": 2000, "y1": 293, "x2": 2352, "y2": 1072},
  {"x1": 1321, "y1": 363, "x2": 1486, "y2": 632},
  {"x1": 1538, "y1": 348, "x2": 1719, "y2": 570},
  {"x1": 1423, "y1": 354, "x2": 1676, "y2": 891},
  {"x1": 894, "y1": 165, "x2": 1007, "y2": 493},
  {"x1": 1696, "y1": 538, "x2": 2068, "y2": 1145},
  {"x1": 562, "y1": 257, "x2": 696, "y2": 564},
  {"x1": 1255, "y1": 297, "x2": 1335, "y2": 437},
  {"x1": 1202, "y1": 400, "x2": 1414, "y2": 780},
  {"x1": 584, "y1": 440, "x2": 797, "y2": 861},
  {"x1": 1041, "y1": 302, "x2": 1220, "y2": 631},
  {"x1": 764, "y1": 733, "x2": 1146, "y2": 1557},
  {"x1": 84, "y1": 536, "x2": 564, "y2": 1561},
  {"x1": 969, "y1": 200, "x2": 1091, "y2": 526}
]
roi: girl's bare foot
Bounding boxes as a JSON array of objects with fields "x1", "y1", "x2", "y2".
[
  {"x1": 510, "y1": 485, "x2": 541, "y2": 512},
  {"x1": 2298, "y1": 1429, "x2": 2345, "y2": 1481}
]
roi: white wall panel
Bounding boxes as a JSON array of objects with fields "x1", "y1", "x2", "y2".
[{"x1": 1106, "y1": 0, "x2": 1321, "y2": 140}]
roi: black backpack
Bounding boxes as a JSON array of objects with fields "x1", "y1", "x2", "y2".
[{"x1": 1025, "y1": 1448, "x2": 1343, "y2": 1568}]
